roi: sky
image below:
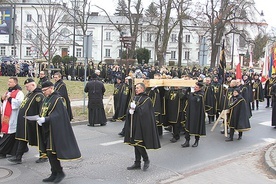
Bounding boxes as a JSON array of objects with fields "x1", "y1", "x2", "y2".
[{"x1": 91, "y1": 0, "x2": 276, "y2": 28}]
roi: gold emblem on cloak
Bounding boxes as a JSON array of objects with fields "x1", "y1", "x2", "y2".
[{"x1": 36, "y1": 96, "x2": 41, "y2": 102}]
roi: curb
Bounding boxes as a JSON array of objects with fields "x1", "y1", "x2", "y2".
[{"x1": 264, "y1": 143, "x2": 276, "y2": 175}]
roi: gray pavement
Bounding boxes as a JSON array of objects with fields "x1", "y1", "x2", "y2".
[{"x1": 70, "y1": 98, "x2": 276, "y2": 182}]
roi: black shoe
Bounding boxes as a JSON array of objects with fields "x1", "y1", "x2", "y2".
[
  {"x1": 53, "y1": 171, "x2": 65, "y2": 183},
  {"x1": 164, "y1": 126, "x2": 172, "y2": 132},
  {"x1": 143, "y1": 160, "x2": 150, "y2": 171},
  {"x1": 170, "y1": 138, "x2": 178, "y2": 143},
  {"x1": 110, "y1": 119, "x2": 116, "y2": 122},
  {"x1": 118, "y1": 131, "x2": 125, "y2": 136},
  {"x1": 181, "y1": 141, "x2": 190, "y2": 148},
  {"x1": 192, "y1": 141, "x2": 198, "y2": 147},
  {"x1": 127, "y1": 163, "x2": 141, "y2": 170},
  {"x1": 225, "y1": 138, "x2": 233, "y2": 142},
  {"x1": 87, "y1": 124, "x2": 93, "y2": 126},
  {"x1": 36, "y1": 158, "x2": 48, "y2": 163},
  {"x1": 8, "y1": 157, "x2": 22, "y2": 164},
  {"x1": 265, "y1": 106, "x2": 269, "y2": 108},
  {"x1": 220, "y1": 130, "x2": 225, "y2": 134},
  {"x1": 0, "y1": 154, "x2": 6, "y2": 159},
  {"x1": 101, "y1": 123, "x2": 106, "y2": 126},
  {"x1": 237, "y1": 136, "x2": 242, "y2": 140},
  {"x1": 42, "y1": 173, "x2": 57, "y2": 182}
]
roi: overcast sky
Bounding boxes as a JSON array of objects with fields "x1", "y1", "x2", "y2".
[{"x1": 90, "y1": 0, "x2": 276, "y2": 28}]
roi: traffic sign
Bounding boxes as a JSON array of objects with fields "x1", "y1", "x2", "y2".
[{"x1": 120, "y1": 36, "x2": 135, "y2": 42}]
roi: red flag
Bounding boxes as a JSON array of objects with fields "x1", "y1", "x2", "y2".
[{"x1": 236, "y1": 62, "x2": 242, "y2": 79}]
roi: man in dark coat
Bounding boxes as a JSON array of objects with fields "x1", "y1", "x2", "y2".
[
  {"x1": 111, "y1": 76, "x2": 131, "y2": 122},
  {"x1": 53, "y1": 72, "x2": 73, "y2": 121},
  {"x1": 36, "y1": 81, "x2": 81, "y2": 183},
  {"x1": 124, "y1": 83, "x2": 161, "y2": 171},
  {"x1": 182, "y1": 82, "x2": 206, "y2": 148},
  {"x1": 271, "y1": 83, "x2": 276, "y2": 128},
  {"x1": 84, "y1": 73, "x2": 107, "y2": 126},
  {"x1": 37, "y1": 71, "x2": 49, "y2": 88},
  {"x1": 8, "y1": 79, "x2": 45, "y2": 164},
  {"x1": 225, "y1": 88, "x2": 251, "y2": 141},
  {"x1": 264, "y1": 73, "x2": 276, "y2": 107},
  {"x1": 252, "y1": 74, "x2": 264, "y2": 110}
]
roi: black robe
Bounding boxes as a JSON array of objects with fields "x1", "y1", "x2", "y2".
[
  {"x1": 228, "y1": 95, "x2": 251, "y2": 131},
  {"x1": 271, "y1": 84, "x2": 276, "y2": 126},
  {"x1": 84, "y1": 79, "x2": 107, "y2": 125},
  {"x1": 252, "y1": 79, "x2": 264, "y2": 101},
  {"x1": 54, "y1": 79, "x2": 73, "y2": 120},
  {"x1": 184, "y1": 90, "x2": 206, "y2": 136},
  {"x1": 39, "y1": 91, "x2": 81, "y2": 160},
  {"x1": 146, "y1": 87, "x2": 162, "y2": 127},
  {"x1": 204, "y1": 84, "x2": 216, "y2": 116},
  {"x1": 124, "y1": 93, "x2": 161, "y2": 149},
  {"x1": 113, "y1": 83, "x2": 131, "y2": 120},
  {"x1": 212, "y1": 82, "x2": 223, "y2": 112},
  {"x1": 15, "y1": 88, "x2": 44, "y2": 146}
]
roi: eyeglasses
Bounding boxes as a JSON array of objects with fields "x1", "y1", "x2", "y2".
[{"x1": 42, "y1": 87, "x2": 50, "y2": 92}]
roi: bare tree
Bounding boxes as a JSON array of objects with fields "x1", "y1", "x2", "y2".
[
  {"x1": 18, "y1": 0, "x2": 69, "y2": 75},
  {"x1": 196, "y1": 0, "x2": 265, "y2": 68},
  {"x1": 145, "y1": 0, "x2": 179, "y2": 66},
  {"x1": 95, "y1": 0, "x2": 144, "y2": 59}
]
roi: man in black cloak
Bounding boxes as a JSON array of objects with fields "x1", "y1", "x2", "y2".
[
  {"x1": 225, "y1": 88, "x2": 251, "y2": 141},
  {"x1": 53, "y1": 72, "x2": 73, "y2": 121},
  {"x1": 182, "y1": 82, "x2": 206, "y2": 148},
  {"x1": 36, "y1": 81, "x2": 81, "y2": 183},
  {"x1": 124, "y1": 83, "x2": 161, "y2": 171}
]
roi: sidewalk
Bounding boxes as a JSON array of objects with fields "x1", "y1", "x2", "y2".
[{"x1": 265, "y1": 143, "x2": 276, "y2": 175}]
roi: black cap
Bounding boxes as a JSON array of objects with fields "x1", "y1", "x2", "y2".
[
  {"x1": 41, "y1": 81, "x2": 54, "y2": 88},
  {"x1": 91, "y1": 73, "x2": 98, "y2": 79},
  {"x1": 233, "y1": 88, "x2": 241, "y2": 93},
  {"x1": 196, "y1": 82, "x2": 204, "y2": 88},
  {"x1": 24, "y1": 78, "x2": 35, "y2": 85},
  {"x1": 117, "y1": 76, "x2": 122, "y2": 80}
]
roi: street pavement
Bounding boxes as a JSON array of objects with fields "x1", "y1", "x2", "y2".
[{"x1": 0, "y1": 99, "x2": 275, "y2": 184}]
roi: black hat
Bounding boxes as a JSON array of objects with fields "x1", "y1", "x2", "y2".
[
  {"x1": 91, "y1": 73, "x2": 98, "y2": 79},
  {"x1": 24, "y1": 78, "x2": 35, "y2": 85},
  {"x1": 233, "y1": 88, "x2": 241, "y2": 93},
  {"x1": 272, "y1": 73, "x2": 276, "y2": 75},
  {"x1": 196, "y1": 82, "x2": 204, "y2": 88},
  {"x1": 117, "y1": 76, "x2": 122, "y2": 80},
  {"x1": 41, "y1": 81, "x2": 54, "y2": 88}
]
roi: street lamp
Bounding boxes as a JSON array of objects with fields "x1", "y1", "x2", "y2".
[{"x1": 230, "y1": 5, "x2": 238, "y2": 69}]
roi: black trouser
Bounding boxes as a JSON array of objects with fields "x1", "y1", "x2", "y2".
[
  {"x1": 15, "y1": 140, "x2": 28, "y2": 159},
  {"x1": 229, "y1": 128, "x2": 243, "y2": 139},
  {"x1": 185, "y1": 132, "x2": 199, "y2": 142},
  {"x1": 47, "y1": 151, "x2": 63, "y2": 174},
  {"x1": 252, "y1": 100, "x2": 259, "y2": 110},
  {"x1": 266, "y1": 97, "x2": 271, "y2": 107},
  {"x1": 172, "y1": 123, "x2": 181, "y2": 140},
  {"x1": 134, "y1": 146, "x2": 148, "y2": 163}
]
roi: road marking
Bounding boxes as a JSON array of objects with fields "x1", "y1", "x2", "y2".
[
  {"x1": 259, "y1": 121, "x2": 271, "y2": 127},
  {"x1": 100, "y1": 140, "x2": 124, "y2": 146},
  {"x1": 262, "y1": 138, "x2": 276, "y2": 143}
]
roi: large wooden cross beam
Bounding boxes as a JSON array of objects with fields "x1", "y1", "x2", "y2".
[{"x1": 134, "y1": 79, "x2": 197, "y2": 87}]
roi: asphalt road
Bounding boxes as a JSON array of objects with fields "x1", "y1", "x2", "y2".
[{"x1": 0, "y1": 102, "x2": 276, "y2": 184}]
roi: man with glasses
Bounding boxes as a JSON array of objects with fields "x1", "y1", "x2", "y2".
[
  {"x1": 36, "y1": 81, "x2": 81, "y2": 183},
  {"x1": 8, "y1": 78, "x2": 46, "y2": 164}
]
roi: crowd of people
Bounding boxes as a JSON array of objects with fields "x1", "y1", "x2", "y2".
[
  {"x1": 0, "y1": 73, "x2": 81, "y2": 183},
  {"x1": 0, "y1": 61, "x2": 275, "y2": 177}
]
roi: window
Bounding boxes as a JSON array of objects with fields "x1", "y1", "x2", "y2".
[
  {"x1": 26, "y1": 47, "x2": 31, "y2": 56},
  {"x1": 38, "y1": 14, "x2": 42, "y2": 22},
  {"x1": 198, "y1": 35, "x2": 203, "y2": 43},
  {"x1": 76, "y1": 48, "x2": 82, "y2": 57},
  {"x1": 105, "y1": 32, "x2": 111, "y2": 41},
  {"x1": 0, "y1": 47, "x2": 6, "y2": 56},
  {"x1": 171, "y1": 34, "x2": 177, "y2": 42},
  {"x1": 171, "y1": 51, "x2": 176, "y2": 59},
  {"x1": 27, "y1": 14, "x2": 32, "y2": 22},
  {"x1": 147, "y1": 33, "x2": 152, "y2": 42},
  {"x1": 26, "y1": 29, "x2": 32, "y2": 40},
  {"x1": 105, "y1": 49, "x2": 111, "y2": 57},
  {"x1": 185, "y1": 35, "x2": 190, "y2": 43},
  {"x1": 184, "y1": 51, "x2": 190, "y2": 60},
  {"x1": 11, "y1": 47, "x2": 16, "y2": 56},
  {"x1": 149, "y1": 50, "x2": 152, "y2": 58}
]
